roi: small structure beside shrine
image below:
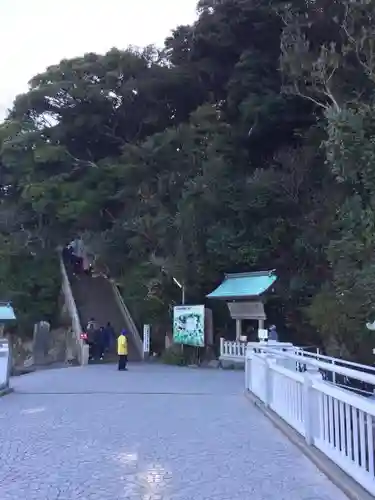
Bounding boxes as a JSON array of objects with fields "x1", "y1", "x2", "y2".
[
  {"x1": 207, "y1": 270, "x2": 277, "y2": 340},
  {"x1": 207, "y1": 270, "x2": 279, "y2": 364}
]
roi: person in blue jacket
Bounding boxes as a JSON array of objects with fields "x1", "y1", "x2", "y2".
[{"x1": 268, "y1": 325, "x2": 279, "y2": 342}]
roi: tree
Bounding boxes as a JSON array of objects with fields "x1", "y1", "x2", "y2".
[
  {"x1": 0, "y1": 122, "x2": 61, "y2": 335},
  {"x1": 3, "y1": 0, "x2": 373, "y2": 360},
  {"x1": 281, "y1": 0, "x2": 375, "y2": 360}
]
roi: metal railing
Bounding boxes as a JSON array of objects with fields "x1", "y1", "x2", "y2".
[
  {"x1": 220, "y1": 338, "x2": 247, "y2": 360},
  {"x1": 220, "y1": 339, "x2": 297, "y2": 362},
  {"x1": 221, "y1": 340, "x2": 375, "y2": 393},
  {"x1": 110, "y1": 280, "x2": 144, "y2": 360},
  {"x1": 293, "y1": 349, "x2": 375, "y2": 391},
  {"x1": 245, "y1": 346, "x2": 375, "y2": 495},
  {"x1": 59, "y1": 253, "x2": 86, "y2": 365}
]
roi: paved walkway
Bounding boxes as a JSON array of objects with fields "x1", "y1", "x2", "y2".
[{"x1": 0, "y1": 364, "x2": 348, "y2": 500}]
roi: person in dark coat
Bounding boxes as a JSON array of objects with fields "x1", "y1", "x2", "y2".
[
  {"x1": 95, "y1": 326, "x2": 107, "y2": 360},
  {"x1": 62, "y1": 244, "x2": 71, "y2": 263},
  {"x1": 86, "y1": 318, "x2": 98, "y2": 360},
  {"x1": 104, "y1": 322, "x2": 115, "y2": 351}
]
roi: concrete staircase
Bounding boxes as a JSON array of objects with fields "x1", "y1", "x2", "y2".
[{"x1": 61, "y1": 256, "x2": 143, "y2": 362}]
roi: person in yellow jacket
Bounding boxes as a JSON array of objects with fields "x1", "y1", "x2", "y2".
[{"x1": 117, "y1": 329, "x2": 128, "y2": 371}]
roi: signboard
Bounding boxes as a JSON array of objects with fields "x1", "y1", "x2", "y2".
[
  {"x1": 143, "y1": 324, "x2": 150, "y2": 353},
  {"x1": 258, "y1": 328, "x2": 268, "y2": 341},
  {"x1": 173, "y1": 305, "x2": 205, "y2": 347},
  {"x1": 227, "y1": 301, "x2": 266, "y2": 320}
]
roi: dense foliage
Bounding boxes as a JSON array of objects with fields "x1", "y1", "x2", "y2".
[{"x1": 1, "y1": 0, "x2": 375, "y2": 359}]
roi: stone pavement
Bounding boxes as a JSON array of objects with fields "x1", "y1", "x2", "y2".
[{"x1": 0, "y1": 364, "x2": 348, "y2": 500}]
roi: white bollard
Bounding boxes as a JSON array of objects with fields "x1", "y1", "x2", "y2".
[
  {"x1": 82, "y1": 344, "x2": 89, "y2": 365},
  {"x1": 0, "y1": 338, "x2": 10, "y2": 390}
]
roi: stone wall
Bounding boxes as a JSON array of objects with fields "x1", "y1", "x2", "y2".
[{"x1": 9, "y1": 325, "x2": 73, "y2": 371}]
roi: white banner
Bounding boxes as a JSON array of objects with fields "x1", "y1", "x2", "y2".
[
  {"x1": 258, "y1": 328, "x2": 268, "y2": 341},
  {"x1": 143, "y1": 324, "x2": 150, "y2": 353}
]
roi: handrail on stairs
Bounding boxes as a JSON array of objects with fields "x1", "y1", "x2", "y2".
[
  {"x1": 58, "y1": 250, "x2": 86, "y2": 365},
  {"x1": 110, "y1": 280, "x2": 144, "y2": 360}
]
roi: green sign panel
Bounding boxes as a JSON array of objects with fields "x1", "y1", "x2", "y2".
[{"x1": 173, "y1": 305, "x2": 205, "y2": 347}]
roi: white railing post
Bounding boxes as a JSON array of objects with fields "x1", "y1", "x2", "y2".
[
  {"x1": 220, "y1": 337, "x2": 224, "y2": 358},
  {"x1": 264, "y1": 357, "x2": 274, "y2": 407},
  {"x1": 303, "y1": 372, "x2": 314, "y2": 445},
  {"x1": 245, "y1": 348, "x2": 251, "y2": 390},
  {"x1": 332, "y1": 359, "x2": 336, "y2": 384},
  {"x1": 245, "y1": 353, "x2": 249, "y2": 390}
]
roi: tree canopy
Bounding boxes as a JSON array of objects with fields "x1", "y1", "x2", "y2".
[{"x1": 2, "y1": 0, "x2": 375, "y2": 360}]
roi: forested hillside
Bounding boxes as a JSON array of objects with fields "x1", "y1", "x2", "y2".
[{"x1": 1, "y1": 0, "x2": 375, "y2": 361}]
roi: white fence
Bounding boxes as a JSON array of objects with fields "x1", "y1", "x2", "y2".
[
  {"x1": 294, "y1": 348, "x2": 375, "y2": 391},
  {"x1": 221, "y1": 340, "x2": 375, "y2": 389},
  {"x1": 220, "y1": 339, "x2": 296, "y2": 362},
  {"x1": 245, "y1": 347, "x2": 375, "y2": 495},
  {"x1": 220, "y1": 338, "x2": 247, "y2": 361}
]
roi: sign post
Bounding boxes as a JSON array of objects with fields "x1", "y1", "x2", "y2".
[{"x1": 143, "y1": 324, "x2": 150, "y2": 357}]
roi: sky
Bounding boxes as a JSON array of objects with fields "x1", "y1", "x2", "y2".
[{"x1": 0, "y1": 0, "x2": 199, "y2": 119}]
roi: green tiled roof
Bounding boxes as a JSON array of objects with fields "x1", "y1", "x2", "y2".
[
  {"x1": 0, "y1": 302, "x2": 16, "y2": 321},
  {"x1": 207, "y1": 271, "x2": 277, "y2": 300}
]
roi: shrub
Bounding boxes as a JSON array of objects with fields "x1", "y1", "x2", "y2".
[{"x1": 161, "y1": 345, "x2": 185, "y2": 366}]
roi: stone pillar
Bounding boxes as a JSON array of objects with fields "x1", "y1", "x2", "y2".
[
  {"x1": 236, "y1": 319, "x2": 242, "y2": 341},
  {"x1": 33, "y1": 321, "x2": 51, "y2": 365}
]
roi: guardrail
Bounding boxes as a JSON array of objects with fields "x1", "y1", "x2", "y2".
[
  {"x1": 294, "y1": 348, "x2": 375, "y2": 388},
  {"x1": 245, "y1": 346, "x2": 375, "y2": 495},
  {"x1": 110, "y1": 280, "x2": 144, "y2": 360},
  {"x1": 0, "y1": 338, "x2": 11, "y2": 391},
  {"x1": 221, "y1": 340, "x2": 374, "y2": 387},
  {"x1": 59, "y1": 253, "x2": 87, "y2": 365},
  {"x1": 220, "y1": 338, "x2": 247, "y2": 360},
  {"x1": 220, "y1": 339, "x2": 297, "y2": 362}
]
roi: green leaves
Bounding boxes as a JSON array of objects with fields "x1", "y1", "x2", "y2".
[
  {"x1": 280, "y1": 0, "x2": 375, "y2": 358},
  {"x1": 2, "y1": 0, "x2": 374, "y2": 359}
]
